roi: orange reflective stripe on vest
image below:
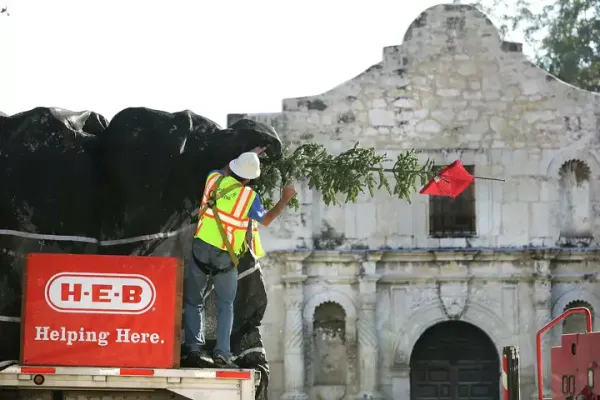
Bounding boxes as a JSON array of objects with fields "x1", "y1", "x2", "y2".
[{"x1": 201, "y1": 172, "x2": 221, "y2": 205}]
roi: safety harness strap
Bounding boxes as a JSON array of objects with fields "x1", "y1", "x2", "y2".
[
  {"x1": 241, "y1": 222, "x2": 257, "y2": 260},
  {"x1": 197, "y1": 175, "x2": 243, "y2": 268}
]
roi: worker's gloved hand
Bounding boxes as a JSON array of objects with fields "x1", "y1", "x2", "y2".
[{"x1": 282, "y1": 184, "x2": 296, "y2": 201}]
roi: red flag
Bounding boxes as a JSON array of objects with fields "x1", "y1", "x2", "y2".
[{"x1": 419, "y1": 160, "x2": 474, "y2": 199}]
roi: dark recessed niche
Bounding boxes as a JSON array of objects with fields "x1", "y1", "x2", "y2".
[{"x1": 501, "y1": 41, "x2": 523, "y2": 53}]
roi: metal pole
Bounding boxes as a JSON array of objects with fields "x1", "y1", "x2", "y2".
[
  {"x1": 473, "y1": 176, "x2": 506, "y2": 182},
  {"x1": 503, "y1": 346, "x2": 521, "y2": 400}
]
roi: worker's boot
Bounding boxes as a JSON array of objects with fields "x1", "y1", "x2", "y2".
[
  {"x1": 184, "y1": 349, "x2": 214, "y2": 368},
  {"x1": 213, "y1": 352, "x2": 237, "y2": 369}
]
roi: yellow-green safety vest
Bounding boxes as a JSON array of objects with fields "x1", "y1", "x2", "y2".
[{"x1": 195, "y1": 171, "x2": 266, "y2": 260}]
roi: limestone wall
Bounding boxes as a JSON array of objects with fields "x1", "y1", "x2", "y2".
[
  {"x1": 230, "y1": 3, "x2": 600, "y2": 252},
  {"x1": 258, "y1": 250, "x2": 600, "y2": 400}
]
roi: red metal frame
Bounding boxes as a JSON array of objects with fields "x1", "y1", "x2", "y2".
[{"x1": 536, "y1": 306, "x2": 593, "y2": 400}]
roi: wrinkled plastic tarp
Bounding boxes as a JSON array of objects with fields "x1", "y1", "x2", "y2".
[{"x1": 0, "y1": 107, "x2": 280, "y2": 399}]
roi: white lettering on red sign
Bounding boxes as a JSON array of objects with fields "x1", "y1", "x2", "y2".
[
  {"x1": 44, "y1": 272, "x2": 156, "y2": 314},
  {"x1": 32, "y1": 326, "x2": 165, "y2": 346},
  {"x1": 35, "y1": 326, "x2": 111, "y2": 346}
]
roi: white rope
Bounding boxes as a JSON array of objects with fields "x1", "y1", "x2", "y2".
[
  {"x1": 237, "y1": 264, "x2": 261, "y2": 281},
  {"x1": 0, "y1": 225, "x2": 193, "y2": 247},
  {"x1": 0, "y1": 315, "x2": 20, "y2": 323},
  {"x1": 0, "y1": 229, "x2": 97, "y2": 244},
  {"x1": 232, "y1": 347, "x2": 266, "y2": 361},
  {"x1": 0, "y1": 360, "x2": 17, "y2": 370}
]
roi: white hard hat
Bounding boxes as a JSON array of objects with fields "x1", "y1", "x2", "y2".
[{"x1": 229, "y1": 152, "x2": 261, "y2": 180}]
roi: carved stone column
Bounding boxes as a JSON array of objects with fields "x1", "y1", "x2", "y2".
[
  {"x1": 357, "y1": 253, "x2": 384, "y2": 400},
  {"x1": 533, "y1": 259, "x2": 552, "y2": 398},
  {"x1": 280, "y1": 252, "x2": 310, "y2": 400}
]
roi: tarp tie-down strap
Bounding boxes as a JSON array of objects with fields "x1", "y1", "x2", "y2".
[
  {"x1": 0, "y1": 178, "x2": 250, "y2": 262},
  {"x1": 197, "y1": 175, "x2": 242, "y2": 268},
  {"x1": 0, "y1": 316, "x2": 20, "y2": 323},
  {"x1": 0, "y1": 227, "x2": 188, "y2": 246},
  {"x1": 0, "y1": 360, "x2": 17, "y2": 371}
]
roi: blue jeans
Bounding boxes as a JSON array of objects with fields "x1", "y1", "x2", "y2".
[{"x1": 183, "y1": 238, "x2": 238, "y2": 358}]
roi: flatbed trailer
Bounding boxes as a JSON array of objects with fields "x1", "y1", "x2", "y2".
[{"x1": 0, "y1": 363, "x2": 260, "y2": 400}]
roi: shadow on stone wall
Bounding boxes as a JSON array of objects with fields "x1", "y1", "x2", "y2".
[{"x1": 0, "y1": 107, "x2": 281, "y2": 399}]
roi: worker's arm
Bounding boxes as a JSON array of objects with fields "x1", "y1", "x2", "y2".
[{"x1": 247, "y1": 184, "x2": 296, "y2": 227}]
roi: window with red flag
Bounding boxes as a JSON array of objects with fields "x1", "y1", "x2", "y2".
[{"x1": 429, "y1": 165, "x2": 476, "y2": 238}]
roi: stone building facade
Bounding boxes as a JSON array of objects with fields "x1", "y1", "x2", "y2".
[{"x1": 228, "y1": 3, "x2": 600, "y2": 400}]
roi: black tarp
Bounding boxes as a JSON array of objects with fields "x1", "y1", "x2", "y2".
[{"x1": 0, "y1": 107, "x2": 280, "y2": 399}]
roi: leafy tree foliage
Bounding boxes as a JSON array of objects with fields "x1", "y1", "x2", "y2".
[{"x1": 476, "y1": 0, "x2": 599, "y2": 92}]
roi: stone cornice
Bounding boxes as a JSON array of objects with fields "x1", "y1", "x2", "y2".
[
  {"x1": 269, "y1": 250, "x2": 600, "y2": 284},
  {"x1": 305, "y1": 250, "x2": 362, "y2": 264},
  {"x1": 323, "y1": 276, "x2": 358, "y2": 285},
  {"x1": 280, "y1": 274, "x2": 308, "y2": 284},
  {"x1": 268, "y1": 250, "x2": 312, "y2": 264},
  {"x1": 268, "y1": 248, "x2": 600, "y2": 263},
  {"x1": 365, "y1": 251, "x2": 385, "y2": 263},
  {"x1": 377, "y1": 273, "x2": 598, "y2": 284},
  {"x1": 359, "y1": 275, "x2": 381, "y2": 284}
]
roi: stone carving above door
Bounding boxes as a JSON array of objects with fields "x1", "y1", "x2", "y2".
[{"x1": 437, "y1": 261, "x2": 471, "y2": 320}]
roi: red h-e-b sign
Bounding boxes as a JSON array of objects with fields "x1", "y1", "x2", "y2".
[{"x1": 21, "y1": 253, "x2": 183, "y2": 368}]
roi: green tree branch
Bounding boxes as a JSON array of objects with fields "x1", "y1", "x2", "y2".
[{"x1": 253, "y1": 143, "x2": 437, "y2": 209}]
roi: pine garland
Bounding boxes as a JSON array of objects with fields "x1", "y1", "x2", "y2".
[{"x1": 253, "y1": 142, "x2": 437, "y2": 209}]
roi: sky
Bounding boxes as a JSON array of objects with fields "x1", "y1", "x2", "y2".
[{"x1": 0, "y1": 0, "x2": 526, "y2": 127}]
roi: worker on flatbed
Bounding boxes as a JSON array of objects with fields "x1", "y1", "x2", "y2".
[{"x1": 183, "y1": 144, "x2": 295, "y2": 368}]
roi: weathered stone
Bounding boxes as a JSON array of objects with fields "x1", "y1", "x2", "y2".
[
  {"x1": 468, "y1": 119, "x2": 490, "y2": 135},
  {"x1": 524, "y1": 110, "x2": 556, "y2": 123},
  {"x1": 482, "y1": 76, "x2": 502, "y2": 91},
  {"x1": 463, "y1": 91, "x2": 483, "y2": 100},
  {"x1": 350, "y1": 100, "x2": 365, "y2": 110},
  {"x1": 393, "y1": 97, "x2": 416, "y2": 108},
  {"x1": 321, "y1": 114, "x2": 333, "y2": 125},
  {"x1": 457, "y1": 62, "x2": 477, "y2": 76},
  {"x1": 437, "y1": 88, "x2": 461, "y2": 97},
  {"x1": 469, "y1": 81, "x2": 481, "y2": 90},
  {"x1": 415, "y1": 119, "x2": 442, "y2": 133},
  {"x1": 458, "y1": 109, "x2": 479, "y2": 121},
  {"x1": 490, "y1": 116, "x2": 508, "y2": 133},
  {"x1": 368, "y1": 109, "x2": 395, "y2": 127},
  {"x1": 431, "y1": 110, "x2": 455, "y2": 124},
  {"x1": 371, "y1": 99, "x2": 388, "y2": 108},
  {"x1": 484, "y1": 91, "x2": 501, "y2": 100},
  {"x1": 521, "y1": 80, "x2": 542, "y2": 96},
  {"x1": 413, "y1": 109, "x2": 430, "y2": 119}
]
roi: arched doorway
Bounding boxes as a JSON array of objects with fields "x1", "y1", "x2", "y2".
[{"x1": 410, "y1": 321, "x2": 499, "y2": 400}]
